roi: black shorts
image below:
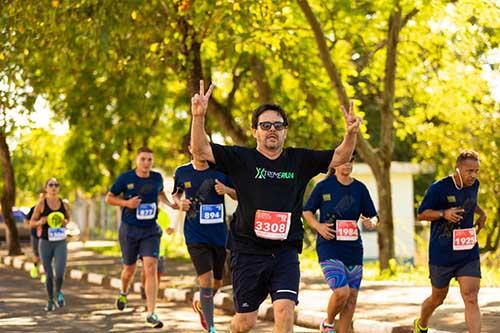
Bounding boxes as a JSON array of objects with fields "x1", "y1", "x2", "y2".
[
  {"x1": 187, "y1": 243, "x2": 227, "y2": 280},
  {"x1": 119, "y1": 223, "x2": 162, "y2": 265},
  {"x1": 429, "y1": 260, "x2": 481, "y2": 288},
  {"x1": 231, "y1": 248, "x2": 300, "y2": 313}
]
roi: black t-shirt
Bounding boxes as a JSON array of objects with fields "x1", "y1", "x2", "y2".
[{"x1": 211, "y1": 143, "x2": 334, "y2": 255}]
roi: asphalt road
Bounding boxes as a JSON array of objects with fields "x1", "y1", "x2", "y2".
[{"x1": 0, "y1": 264, "x2": 316, "y2": 332}]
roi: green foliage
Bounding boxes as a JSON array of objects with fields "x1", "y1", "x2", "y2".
[
  {"x1": 3, "y1": 0, "x2": 499, "y2": 255},
  {"x1": 12, "y1": 129, "x2": 71, "y2": 204}
]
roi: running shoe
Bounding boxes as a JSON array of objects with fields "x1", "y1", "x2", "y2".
[
  {"x1": 45, "y1": 299, "x2": 55, "y2": 312},
  {"x1": 30, "y1": 265, "x2": 39, "y2": 279},
  {"x1": 208, "y1": 326, "x2": 217, "y2": 333},
  {"x1": 56, "y1": 291, "x2": 65, "y2": 308},
  {"x1": 413, "y1": 318, "x2": 428, "y2": 333},
  {"x1": 146, "y1": 312, "x2": 164, "y2": 328},
  {"x1": 116, "y1": 292, "x2": 127, "y2": 311},
  {"x1": 192, "y1": 299, "x2": 208, "y2": 330},
  {"x1": 320, "y1": 319, "x2": 335, "y2": 333}
]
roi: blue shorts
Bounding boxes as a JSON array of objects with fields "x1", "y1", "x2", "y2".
[
  {"x1": 429, "y1": 259, "x2": 481, "y2": 288},
  {"x1": 320, "y1": 259, "x2": 363, "y2": 290},
  {"x1": 231, "y1": 248, "x2": 300, "y2": 313},
  {"x1": 119, "y1": 223, "x2": 162, "y2": 266}
]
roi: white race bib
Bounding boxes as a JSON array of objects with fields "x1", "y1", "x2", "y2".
[
  {"x1": 48, "y1": 227, "x2": 66, "y2": 241},
  {"x1": 200, "y1": 204, "x2": 224, "y2": 224},
  {"x1": 254, "y1": 210, "x2": 291, "y2": 240},
  {"x1": 136, "y1": 203, "x2": 157, "y2": 220},
  {"x1": 453, "y1": 228, "x2": 477, "y2": 251},
  {"x1": 335, "y1": 220, "x2": 359, "y2": 241}
]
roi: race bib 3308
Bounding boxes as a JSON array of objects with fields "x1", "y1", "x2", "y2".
[{"x1": 254, "y1": 210, "x2": 291, "y2": 240}]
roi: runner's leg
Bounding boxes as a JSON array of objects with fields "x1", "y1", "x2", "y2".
[
  {"x1": 419, "y1": 286, "x2": 449, "y2": 327},
  {"x1": 336, "y1": 288, "x2": 358, "y2": 333},
  {"x1": 457, "y1": 276, "x2": 481, "y2": 333},
  {"x1": 143, "y1": 256, "x2": 158, "y2": 314},
  {"x1": 39, "y1": 239, "x2": 55, "y2": 299},
  {"x1": 231, "y1": 311, "x2": 258, "y2": 333},
  {"x1": 321, "y1": 260, "x2": 350, "y2": 325},
  {"x1": 199, "y1": 270, "x2": 215, "y2": 329},
  {"x1": 273, "y1": 299, "x2": 295, "y2": 333},
  {"x1": 54, "y1": 240, "x2": 67, "y2": 294}
]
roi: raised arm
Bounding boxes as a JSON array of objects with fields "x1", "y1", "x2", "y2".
[
  {"x1": 330, "y1": 101, "x2": 361, "y2": 168},
  {"x1": 191, "y1": 80, "x2": 215, "y2": 163}
]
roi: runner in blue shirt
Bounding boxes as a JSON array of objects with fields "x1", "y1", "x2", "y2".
[
  {"x1": 105, "y1": 146, "x2": 175, "y2": 329},
  {"x1": 414, "y1": 150, "x2": 486, "y2": 333},
  {"x1": 303, "y1": 153, "x2": 378, "y2": 333},
  {"x1": 172, "y1": 144, "x2": 236, "y2": 333}
]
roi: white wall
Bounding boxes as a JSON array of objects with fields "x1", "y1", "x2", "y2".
[{"x1": 352, "y1": 162, "x2": 419, "y2": 262}]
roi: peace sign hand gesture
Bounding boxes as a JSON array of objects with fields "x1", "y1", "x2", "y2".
[
  {"x1": 341, "y1": 101, "x2": 362, "y2": 135},
  {"x1": 191, "y1": 80, "x2": 215, "y2": 117}
]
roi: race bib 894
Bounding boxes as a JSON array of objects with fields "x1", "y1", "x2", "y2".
[{"x1": 200, "y1": 204, "x2": 224, "y2": 224}]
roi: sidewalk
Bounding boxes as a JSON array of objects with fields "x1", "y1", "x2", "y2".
[{"x1": 2, "y1": 241, "x2": 499, "y2": 333}]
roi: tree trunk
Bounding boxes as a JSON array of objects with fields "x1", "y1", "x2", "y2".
[
  {"x1": 0, "y1": 131, "x2": 22, "y2": 255},
  {"x1": 296, "y1": 0, "x2": 411, "y2": 270},
  {"x1": 249, "y1": 55, "x2": 272, "y2": 104},
  {"x1": 188, "y1": 39, "x2": 248, "y2": 145},
  {"x1": 372, "y1": 162, "x2": 395, "y2": 269}
]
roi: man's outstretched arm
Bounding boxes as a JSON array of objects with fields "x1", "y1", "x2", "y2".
[
  {"x1": 191, "y1": 80, "x2": 215, "y2": 163},
  {"x1": 330, "y1": 101, "x2": 361, "y2": 168}
]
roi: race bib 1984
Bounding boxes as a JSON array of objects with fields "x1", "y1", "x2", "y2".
[{"x1": 336, "y1": 220, "x2": 359, "y2": 241}]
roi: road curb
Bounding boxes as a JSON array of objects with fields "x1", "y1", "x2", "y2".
[{"x1": 0, "y1": 254, "x2": 454, "y2": 333}]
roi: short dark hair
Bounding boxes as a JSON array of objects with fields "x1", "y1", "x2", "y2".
[
  {"x1": 456, "y1": 150, "x2": 479, "y2": 165},
  {"x1": 251, "y1": 104, "x2": 288, "y2": 129},
  {"x1": 137, "y1": 146, "x2": 153, "y2": 155}
]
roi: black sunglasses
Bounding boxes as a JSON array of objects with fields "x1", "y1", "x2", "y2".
[
  {"x1": 258, "y1": 121, "x2": 287, "y2": 131},
  {"x1": 47, "y1": 183, "x2": 60, "y2": 188}
]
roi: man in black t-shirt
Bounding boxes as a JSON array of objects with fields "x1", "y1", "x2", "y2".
[{"x1": 190, "y1": 80, "x2": 360, "y2": 333}]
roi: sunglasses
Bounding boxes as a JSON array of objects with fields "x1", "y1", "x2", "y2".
[
  {"x1": 47, "y1": 183, "x2": 60, "y2": 188},
  {"x1": 258, "y1": 121, "x2": 286, "y2": 131}
]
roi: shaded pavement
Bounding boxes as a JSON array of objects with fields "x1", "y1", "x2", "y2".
[
  {"x1": 1, "y1": 241, "x2": 499, "y2": 332},
  {"x1": 0, "y1": 264, "x2": 316, "y2": 332}
]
